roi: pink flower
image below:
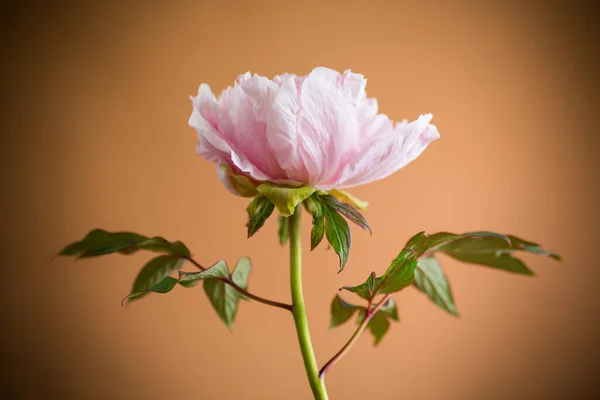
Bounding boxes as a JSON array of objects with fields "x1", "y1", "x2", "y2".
[{"x1": 189, "y1": 67, "x2": 439, "y2": 195}]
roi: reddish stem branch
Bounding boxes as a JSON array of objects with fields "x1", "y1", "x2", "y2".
[
  {"x1": 186, "y1": 257, "x2": 293, "y2": 311},
  {"x1": 319, "y1": 294, "x2": 392, "y2": 380}
]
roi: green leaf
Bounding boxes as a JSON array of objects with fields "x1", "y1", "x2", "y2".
[
  {"x1": 58, "y1": 229, "x2": 190, "y2": 258},
  {"x1": 246, "y1": 196, "x2": 275, "y2": 238},
  {"x1": 124, "y1": 276, "x2": 180, "y2": 304},
  {"x1": 438, "y1": 234, "x2": 534, "y2": 275},
  {"x1": 231, "y1": 257, "x2": 252, "y2": 300},
  {"x1": 127, "y1": 255, "x2": 186, "y2": 302},
  {"x1": 329, "y1": 295, "x2": 362, "y2": 329},
  {"x1": 59, "y1": 230, "x2": 147, "y2": 257},
  {"x1": 277, "y1": 215, "x2": 289, "y2": 246},
  {"x1": 322, "y1": 195, "x2": 371, "y2": 233},
  {"x1": 377, "y1": 297, "x2": 400, "y2": 322},
  {"x1": 310, "y1": 216, "x2": 325, "y2": 250},
  {"x1": 506, "y1": 235, "x2": 561, "y2": 261},
  {"x1": 355, "y1": 298, "x2": 399, "y2": 345},
  {"x1": 413, "y1": 257, "x2": 458, "y2": 316},
  {"x1": 367, "y1": 312, "x2": 391, "y2": 345},
  {"x1": 341, "y1": 271, "x2": 376, "y2": 300},
  {"x1": 178, "y1": 260, "x2": 229, "y2": 288},
  {"x1": 189, "y1": 258, "x2": 251, "y2": 329},
  {"x1": 324, "y1": 205, "x2": 352, "y2": 270},
  {"x1": 256, "y1": 183, "x2": 315, "y2": 217},
  {"x1": 304, "y1": 194, "x2": 324, "y2": 218},
  {"x1": 342, "y1": 232, "x2": 428, "y2": 300}
]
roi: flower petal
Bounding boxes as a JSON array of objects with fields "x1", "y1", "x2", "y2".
[
  {"x1": 215, "y1": 76, "x2": 286, "y2": 181},
  {"x1": 296, "y1": 67, "x2": 359, "y2": 184},
  {"x1": 334, "y1": 114, "x2": 439, "y2": 188},
  {"x1": 266, "y1": 75, "x2": 311, "y2": 182}
]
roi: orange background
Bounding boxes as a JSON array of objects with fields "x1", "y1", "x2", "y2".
[{"x1": 2, "y1": 1, "x2": 599, "y2": 399}]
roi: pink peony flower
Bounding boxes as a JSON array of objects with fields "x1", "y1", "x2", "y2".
[{"x1": 189, "y1": 67, "x2": 439, "y2": 196}]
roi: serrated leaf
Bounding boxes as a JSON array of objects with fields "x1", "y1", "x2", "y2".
[
  {"x1": 127, "y1": 255, "x2": 186, "y2": 302},
  {"x1": 247, "y1": 196, "x2": 275, "y2": 238},
  {"x1": 414, "y1": 257, "x2": 457, "y2": 316},
  {"x1": 322, "y1": 195, "x2": 371, "y2": 233},
  {"x1": 256, "y1": 183, "x2": 315, "y2": 217},
  {"x1": 329, "y1": 295, "x2": 362, "y2": 329},
  {"x1": 324, "y1": 205, "x2": 352, "y2": 270},
  {"x1": 277, "y1": 215, "x2": 289, "y2": 246},
  {"x1": 311, "y1": 216, "x2": 325, "y2": 250},
  {"x1": 58, "y1": 229, "x2": 190, "y2": 258}
]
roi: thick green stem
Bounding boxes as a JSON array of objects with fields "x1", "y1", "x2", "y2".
[{"x1": 289, "y1": 206, "x2": 329, "y2": 400}]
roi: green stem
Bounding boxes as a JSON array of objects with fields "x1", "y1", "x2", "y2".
[{"x1": 289, "y1": 206, "x2": 329, "y2": 400}]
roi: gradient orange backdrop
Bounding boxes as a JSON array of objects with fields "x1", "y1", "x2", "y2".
[{"x1": 2, "y1": 1, "x2": 599, "y2": 399}]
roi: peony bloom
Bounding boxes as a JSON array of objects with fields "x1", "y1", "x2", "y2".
[{"x1": 189, "y1": 67, "x2": 439, "y2": 198}]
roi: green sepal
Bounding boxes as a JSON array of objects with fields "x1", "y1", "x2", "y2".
[
  {"x1": 217, "y1": 164, "x2": 257, "y2": 197},
  {"x1": 256, "y1": 183, "x2": 315, "y2": 217}
]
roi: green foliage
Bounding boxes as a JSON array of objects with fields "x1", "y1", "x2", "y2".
[
  {"x1": 329, "y1": 295, "x2": 400, "y2": 345},
  {"x1": 329, "y1": 294, "x2": 361, "y2": 329},
  {"x1": 342, "y1": 232, "x2": 429, "y2": 301},
  {"x1": 59, "y1": 230, "x2": 253, "y2": 329},
  {"x1": 304, "y1": 192, "x2": 371, "y2": 271},
  {"x1": 128, "y1": 255, "x2": 186, "y2": 302},
  {"x1": 324, "y1": 204, "x2": 352, "y2": 271},
  {"x1": 246, "y1": 196, "x2": 275, "y2": 238},
  {"x1": 59, "y1": 229, "x2": 190, "y2": 258},
  {"x1": 203, "y1": 257, "x2": 252, "y2": 329},
  {"x1": 414, "y1": 257, "x2": 457, "y2": 316}
]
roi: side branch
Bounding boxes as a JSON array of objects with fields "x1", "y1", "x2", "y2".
[
  {"x1": 186, "y1": 257, "x2": 293, "y2": 311},
  {"x1": 319, "y1": 294, "x2": 392, "y2": 379}
]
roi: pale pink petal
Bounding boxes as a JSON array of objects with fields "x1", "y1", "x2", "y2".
[
  {"x1": 333, "y1": 114, "x2": 439, "y2": 189},
  {"x1": 216, "y1": 76, "x2": 285, "y2": 180},
  {"x1": 190, "y1": 84, "x2": 272, "y2": 181},
  {"x1": 266, "y1": 75, "x2": 311, "y2": 182},
  {"x1": 296, "y1": 67, "x2": 359, "y2": 184},
  {"x1": 341, "y1": 69, "x2": 367, "y2": 104}
]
